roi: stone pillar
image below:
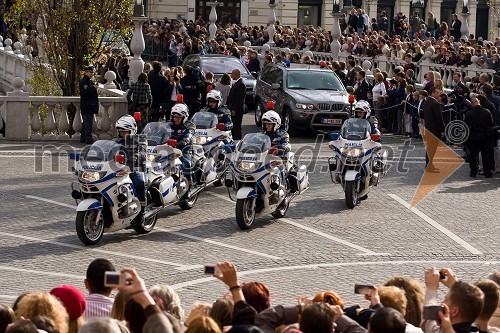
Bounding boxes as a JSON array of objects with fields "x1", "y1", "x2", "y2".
[
  {"x1": 5, "y1": 77, "x2": 30, "y2": 140},
  {"x1": 330, "y1": 12, "x2": 342, "y2": 61},
  {"x1": 129, "y1": 0, "x2": 147, "y2": 84},
  {"x1": 267, "y1": 2, "x2": 277, "y2": 47},
  {"x1": 209, "y1": 1, "x2": 218, "y2": 41}
]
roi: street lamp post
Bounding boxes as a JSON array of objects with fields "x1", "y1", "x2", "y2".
[
  {"x1": 267, "y1": 0, "x2": 277, "y2": 47},
  {"x1": 129, "y1": 0, "x2": 147, "y2": 83},
  {"x1": 460, "y1": 0, "x2": 470, "y2": 41},
  {"x1": 330, "y1": 0, "x2": 342, "y2": 61},
  {"x1": 209, "y1": 0, "x2": 218, "y2": 41}
]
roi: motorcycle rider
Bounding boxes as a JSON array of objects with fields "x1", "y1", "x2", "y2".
[
  {"x1": 114, "y1": 115, "x2": 147, "y2": 225},
  {"x1": 167, "y1": 102, "x2": 200, "y2": 184},
  {"x1": 200, "y1": 89, "x2": 233, "y2": 131},
  {"x1": 261, "y1": 101, "x2": 291, "y2": 156},
  {"x1": 353, "y1": 100, "x2": 381, "y2": 137}
]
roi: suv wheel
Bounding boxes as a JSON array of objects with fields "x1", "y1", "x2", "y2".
[
  {"x1": 255, "y1": 100, "x2": 263, "y2": 126},
  {"x1": 282, "y1": 109, "x2": 298, "y2": 137}
]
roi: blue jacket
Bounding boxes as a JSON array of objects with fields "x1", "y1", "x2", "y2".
[
  {"x1": 168, "y1": 121, "x2": 195, "y2": 148},
  {"x1": 200, "y1": 106, "x2": 233, "y2": 130},
  {"x1": 262, "y1": 129, "x2": 291, "y2": 153},
  {"x1": 80, "y1": 75, "x2": 99, "y2": 114}
]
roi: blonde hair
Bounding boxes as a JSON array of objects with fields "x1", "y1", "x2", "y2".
[
  {"x1": 16, "y1": 292, "x2": 69, "y2": 333},
  {"x1": 110, "y1": 291, "x2": 131, "y2": 321},
  {"x1": 378, "y1": 286, "x2": 408, "y2": 316},
  {"x1": 149, "y1": 285, "x2": 184, "y2": 320},
  {"x1": 384, "y1": 276, "x2": 424, "y2": 326},
  {"x1": 185, "y1": 315, "x2": 221, "y2": 333}
]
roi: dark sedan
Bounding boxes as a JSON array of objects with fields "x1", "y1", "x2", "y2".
[{"x1": 182, "y1": 54, "x2": 256, "y2": 107}]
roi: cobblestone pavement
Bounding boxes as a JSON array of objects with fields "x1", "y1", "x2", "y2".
[{"x1": 0, "y1": 113, "x2": 498, "y2": 312}]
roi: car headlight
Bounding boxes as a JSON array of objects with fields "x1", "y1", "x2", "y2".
[
  {"x1": 237, "y1": 161, "x2": 261, "y2": 172},
  {"x1": 80, "y1": 171, "x2": 106, "y2": 182},
  {"x1": 296, "y1": 103, "x2": 316, "y2": 110},
  {"x1": 340, "y1": 148, "x2": 365, "y2": 157}
]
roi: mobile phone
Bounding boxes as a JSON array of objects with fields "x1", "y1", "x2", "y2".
[
  {"x1": 354, "y1": 284, "x2": 374, "y2": 295},
  {"x1": 204, "y1": 265, "x2": 216, "y2": 275},
  {"x1": 104, "y1": 271, "x2": 124, "y2": 287},
  {"x1": 423, "y1": 305, "x2": 445, "y2": 321},
  {"x1": 439, "y1": 271, "x2": 446, "y2": 280}
]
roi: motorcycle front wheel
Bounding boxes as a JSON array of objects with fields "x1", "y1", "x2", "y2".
[
  {"x1": 76, "y1": 210, "x2": 104, "y2": 245},
  {"x1": 236, "y1": 198, "x2": 256, "y2": 230},
  {"x1": 345, "y1": 180, "x2": 359, "y2": 209}
]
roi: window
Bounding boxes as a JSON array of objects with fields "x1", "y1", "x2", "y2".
[{"x1": 196, "y1": 0, "x2": 241, "y2": 25}]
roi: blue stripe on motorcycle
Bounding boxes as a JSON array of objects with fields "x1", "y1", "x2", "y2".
[
  {"x1": 101, "y1": 182, "x2": 117, "y2": 207},
  {"x1": 162, "y1": 182, "x2": 177, "y2": 197},
  {"x1": 88, "y1": 202, "x2": 103, "y2": 210}
]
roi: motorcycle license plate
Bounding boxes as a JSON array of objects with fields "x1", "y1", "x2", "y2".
[{"x1": 322, "y1": 118, "x2": 342, "y2": 125}]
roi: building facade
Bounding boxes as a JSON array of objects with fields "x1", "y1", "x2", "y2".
[{"x1": 146, "y1": 0, "x2": 499, "y2": 40}]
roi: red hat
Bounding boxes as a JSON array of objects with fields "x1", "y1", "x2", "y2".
[{"x1": 50, "y1": 285, "x2": 86, "y2": 321}]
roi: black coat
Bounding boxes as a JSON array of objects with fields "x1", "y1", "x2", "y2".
[
  {"x1": 465, "y1": 105, "x2": 494, "y2": 143},
  {"x1": 355, "y1": 80, "x2": 370, "y2": 102},
  {"x1": 227, "y1": 78, "x2": 246, "y2": 115},
  {"x1": 451, "y1": 19, "x2": 462, "y2": 41},
  {"x1": 79, "y1": 75, "x2": 99, "y2": 115},
  {"x1": 148, "y1": 71, "x2": 169, "y2": 106},
  {"x1": 423, "y1": 96, "x2": 445, "y2": 137}
]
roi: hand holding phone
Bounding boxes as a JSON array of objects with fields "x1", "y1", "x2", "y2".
[
  {"x1": 354, "y1": 284, "x2": 374, "y2": 296},
  {"x1": 423, "y1": 305, "x2": 445, "y2": 321}
]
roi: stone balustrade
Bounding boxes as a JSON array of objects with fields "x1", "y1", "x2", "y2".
[{"x1": 0, "y1": 77, "x2": 128, "y2": 141}]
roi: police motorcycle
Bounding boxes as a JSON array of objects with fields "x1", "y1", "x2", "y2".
[
  {"x1": 223, "y1": 121, "x2": 309, "y2": 230},
  {"x1": 142, "y1": 121, "x2": 198, "y2": 210},
  {"x1": 191, "y1": 111, "x2": 233, "y2": 187},
  {"x1": 70, "y1": 134, "x2": 156, "y2": 245},
  {"x1": 327, "y1": 117, "x2": 387, "y2": 209}
]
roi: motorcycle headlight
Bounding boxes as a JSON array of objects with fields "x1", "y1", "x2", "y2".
[
  {"x1": 237, "y1": 161, "x2": 261, "y2": 172},
  {"x1": 80, "y1": 171, "x2": 106, "y2": 182},
  {"x1": 296, "y1": 103, "x2": 316, "y2": 110},
  {"x1": 340, "y1": 148, "x2": 365, "y2": 157},
  {"x1": 147, "y1": 154, "x2": 156, "y2": 162},
  {"x1": 194, "y1": 135, "x2": 212, "y2": 145}
]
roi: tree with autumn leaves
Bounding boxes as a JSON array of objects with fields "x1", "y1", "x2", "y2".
[{"x1": 6, "y1": 0, "x2": 133, "y2": 96}]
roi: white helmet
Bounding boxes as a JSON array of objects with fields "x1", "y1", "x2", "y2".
[
  {"x1": 206, "y1": 89, "x2": 223, "y2": 107},
  {"x1": 262, "y1": 110, "x2": 281, "y2": 131},
  {"x1": 354, "y1": 100, "x2": 371, "y2": 118},
  {"x1": 115, "y1": 115, "x2": 137, "y2": 135},
  {"x1": 171, "y1": 103, "x2": 190, "y2": 123}
]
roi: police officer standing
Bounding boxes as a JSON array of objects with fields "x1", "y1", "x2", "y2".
[{"x1": 79, "y1": 66, "x2": 98, "y2": 144}]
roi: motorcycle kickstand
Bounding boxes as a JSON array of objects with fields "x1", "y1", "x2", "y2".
[{"x1": 225, "y1": 187, "x2": 236, "y2": 202}]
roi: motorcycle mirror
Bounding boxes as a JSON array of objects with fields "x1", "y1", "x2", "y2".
[
  {"x1": 133, "y1": 112, "x2": 141, "y2": 122},
  {"x1": 268, "y1": 147, "x2": 279, "y2": 155},
  {"x1": 348, "y1": 95, "x2": 355, "y2": 104},
  {"x1": 167, "y1": 139, "x2": 178, "y2": 147},
  {"x1": 114, "y1": 154, "x2": 126, "y2": 164},
  {"x1": 371, "y1": 133, "x2": 381, "y2": 141},
  {"x1": 216, "y1": 123, "x2": 225, "y2": 130},
  {"x1": 329, "y1": 132, "x2": 340, "y2": 141}
]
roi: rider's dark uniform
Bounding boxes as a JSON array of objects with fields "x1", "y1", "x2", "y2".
[
  {"x1": 200, "y1": 105, "x2": 233, "y2": 130},
  {"x1": 168, "y1": 120, "x2": 198, "y2": 181},
  {"x1": 113, "y1": 135, "x2": 146, "y2": 202}
]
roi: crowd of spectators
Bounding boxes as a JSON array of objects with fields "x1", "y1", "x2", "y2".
[{"x1": 0, "y1": 258, "x2": 499, "y2": 333}]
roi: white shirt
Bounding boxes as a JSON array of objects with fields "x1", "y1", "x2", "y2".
[
  {"x1": 372, "y1": 82, "x2": 387, "y2": 101},
  {"x1": 84, "y1": 293, "x2": 114, "y2": 319}
]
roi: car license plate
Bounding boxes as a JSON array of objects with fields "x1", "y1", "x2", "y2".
[{"x1": 322, "y1": 118, "x2": 342, "y2": 125}]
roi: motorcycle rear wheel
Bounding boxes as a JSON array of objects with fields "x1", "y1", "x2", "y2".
[
  {"x1": 236, "y1": 198, "x2": 256, "y2": 230},
  {"x1": 179, "y1": 192, "x2": 198, "y2": 210},
  {"x1": 76, "y1": 210, "x2": 104, "y2": 245},
  {"x1": 133, "y1": 213, "x2": 158, "y2": 234},
  {"x1": 345, "y1": 180, "x2": 359, "y2": 209}
]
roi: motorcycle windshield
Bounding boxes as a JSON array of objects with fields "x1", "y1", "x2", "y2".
[
  {"x1": 192, "y1": 112, "x2": 218, "y2": 129},
  {"x1": 142, "y1": 122, "x2": 173, "y2": 145},
  {"x1": 237, "y1": 133, "x2": 272, "y2": 153},
  {"x1": 82, "y1": 140, "x2": 123, "y2": 161},
  {"x1": 341, "y1": 118, "x2": 371, "y2": 141}
]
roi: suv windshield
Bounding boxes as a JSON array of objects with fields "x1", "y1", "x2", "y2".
[
  {"x1": 203, "y1": 58, "x2": 249, "y2": 75},
  {"x1": 341, "y1": 118, "x2": 372, "y2": 140},
  {"x1": 287, "y1": 71, "x2": 344, "y2": 91}
]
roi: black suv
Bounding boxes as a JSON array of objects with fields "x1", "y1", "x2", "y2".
[{"x1": 254, "y1": 63, "x2": 353, "y2": 136}]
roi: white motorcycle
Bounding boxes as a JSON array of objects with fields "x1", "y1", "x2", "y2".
[
  {"x1": 143, "y1": 122, "x2": 198, "y2": 210},
  {"x1": 224, "y1": 133, "x2": 309, "y2": 229},
  {"x1": 186, "y1": 112, "x2": 232, "y2": 195},
  {"x1": 328, "y1": 118, "x2": 387, "y2": 209}
]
